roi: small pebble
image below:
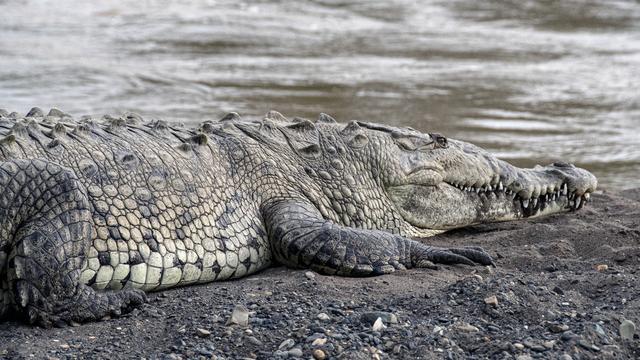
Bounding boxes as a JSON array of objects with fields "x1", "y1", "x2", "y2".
[
  {"x1": 278, "y1": 338, "x2": 295, "y2": 350},
  {"x1": 246, "y1": 336, "x2": 262, "y2": 346},
  {"x1": 561, "y1": 332, "x2": 576, "y2": 341},
  {"x1": 594, "y1": 323, "x2": 606, "y2": 337},
  {"x1": 549, "y1": 324, "x2": 570, "y2": 333},
  {"x1": 595, "y1": 264, "x2": 608, "y2": 272},
  {"x1": 312, "y1": 349, "x2": 326, "y2": 360},
  {"x1": 361, "y1": 312, "x2": 398, "y2": 325},
  {"x1": 305, "y1": 271, "x2": 316, "y2": 280},
  {"x1": 372, "y1": 318, "x2": 386, "y2": 332},
  {"x1": 196, "y1": 328, "x2": 211, "y2": 337},
  {"x1": 513, "y1": 343, "x2": 525, "y2": 350},
  {"x1": 620, "y1": 319, "x2": 636, "y2": 340},
  {"x1": 578, "y1": 339, "x2": 600, "y2": 352},
  {"x1": 227, "y1": 305, "x2": 249, "y2": 327},
  {"x1": 311, "y1": 338, "x2": 327, "y2": 346},
  {"x1": 432, "y1": 325, "x2": 443, "y2": 335},
  {"x1": 317, "y1": 313, "x2": 330, "y2": 321},
  {"x1": 484, "y1": 295, "x2": 498, "y2": 307},
  {"x1": 455, "y1": 322, "x2": 479, "y2": 332},
  {"x1": 288, "y1": 348, "x2": 303, "y2": 357},
  {"x1": 530, "y1": 344, "x2": 547, "y2": 352}
]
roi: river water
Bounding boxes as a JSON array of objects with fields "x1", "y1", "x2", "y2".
[{"x1": 1, "y1": 0, "x2": 639, "y2": 189}]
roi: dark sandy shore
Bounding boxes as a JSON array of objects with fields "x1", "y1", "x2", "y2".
[{"x1": 1, "y1": 189, "x2": 639, "y2": 359}]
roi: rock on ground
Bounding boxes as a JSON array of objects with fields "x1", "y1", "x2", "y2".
[{"x1": 1, "y1": 190, "x2": 639, "y2": 359}]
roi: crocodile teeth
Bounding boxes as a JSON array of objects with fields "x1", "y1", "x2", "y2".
[
  {"x1": 575, "y1": 197, "x2": 582, "y2": 209},
  {"x1": 498, "y1": 182, "x2": 503, "y2": 191},
  {"x1": 584, "y1": 193, "x2": 590, "y2": 201},
  {"x1": 561, "y1": 184, "x2": 568, "y2": 196},
  {"x1": 532, "y1": 198, "x2": 538, "y2": 208},
  {"x1": 522, "y1": 199, "x2": 529, "y2": 208}
]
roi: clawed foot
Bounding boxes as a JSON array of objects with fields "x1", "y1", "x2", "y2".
[
  {"x1": 414, "y1": 245, "x2": 494, "y2": 269},
  {"x1": 23, "y1": 285, "x2": 147, "y2": 327}
]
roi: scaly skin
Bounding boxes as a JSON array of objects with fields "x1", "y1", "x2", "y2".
[{"x1": 0, "y1": 107, "x2": 597, "y2": 326}]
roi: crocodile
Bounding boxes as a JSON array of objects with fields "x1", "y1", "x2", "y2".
[{"x1": 0, "y1": 107, "x2": 597, "y2": 326}]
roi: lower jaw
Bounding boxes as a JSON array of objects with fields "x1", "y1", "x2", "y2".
[
  {"x1": 387, "y1": 184, "x2": 577, "y2": 231},
  {"x1": 468, "y1": 190, "x2": 574, "y2": 223}
]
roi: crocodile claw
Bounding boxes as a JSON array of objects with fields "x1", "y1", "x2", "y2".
[{"x1": 414, "y1": 245, "x2": 494, "y2": 268}]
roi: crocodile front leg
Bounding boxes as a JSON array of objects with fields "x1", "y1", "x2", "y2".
[
  {"x1": 262, "y1": 199, "x2": 493, "y2": 276},
  {"x1": 0, "y1": 159, "x2": 145, "y2": 326}
]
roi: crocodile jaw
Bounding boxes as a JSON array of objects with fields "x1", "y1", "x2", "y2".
[{"x1": 388, "y1": 163, "x2": 598, "y2": 231}]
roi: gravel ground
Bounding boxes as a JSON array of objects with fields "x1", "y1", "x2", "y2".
[{"x1": 1, "y1": 189, "x2": 639, "y2": 360}]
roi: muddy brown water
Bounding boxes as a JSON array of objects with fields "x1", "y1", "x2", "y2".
[{"x1": 1, "y1": 0, "x2": 639, "y2": 190}]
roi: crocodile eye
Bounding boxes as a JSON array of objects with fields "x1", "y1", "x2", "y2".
[{"x1": 431, "y1": 133, "x2": 448, "y2": 149}]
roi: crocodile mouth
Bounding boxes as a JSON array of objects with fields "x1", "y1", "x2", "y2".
[
  {"x1": 387, "y1": 176, "x2": 595, "y2": 231},
  {"x1": 443, "y1": 180, "x2": 592, "y2": 216}
]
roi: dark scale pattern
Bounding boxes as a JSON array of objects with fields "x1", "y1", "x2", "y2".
[
  {"x1": 0, "y1": 160, "x2": 145, "y2": 326},
  {"x1": 1, "y1": 107, "x2": 565, "y2": 326}
]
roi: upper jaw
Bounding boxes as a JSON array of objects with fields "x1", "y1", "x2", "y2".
[{"x1": 443, "y1": 162, "x2": 598, "y2": 218}]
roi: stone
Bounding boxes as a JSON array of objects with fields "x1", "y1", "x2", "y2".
[
  {"x1": 305, "y1": 271, "x2": 316, "y2": 280},
  {"x1": 317, "y1": 313, "x2": 330, "y2": 321},
  {"x1": 529, "y1": 344, "x2": 547, "y2": 352},
  {"x1": 246, "y1": 336, "x2": 262, "y2": 346},
  {"x1": 288, "y1": 348, "x2": 303, "y2": 357},
  {"x1": 549, "y1": 323, "x2": 570, "y2": 333},
  {"x1": 455, "y1": 322, "x2": 479, "y2": 332},
  {"x1": 561, "y1": 332, "x2": 576, "y2": 341},
  {"x1": 578, "y1": 339, "x2": 600, "y2": 352},
  {"x1": 594, "y1": 323, "x2": 606, "y2": 337},
  {"x1": 311, "y1": 338, "x2": 327, "y2": 346},
  {"x1": 360, "y1": 311, "x2": 398, "y2": 325},
  {"x1": 278, "y1": 338, "x2": 295, "y2": 350},
  {"x1": 620, "y1": 319, "x2": 636, "y2": 340},
  {"x1": 513, "y1": 343, "x2": 525, "y2": 350},
  {"x1": 196, "y1": 328, "x2": 211, "y2": 337},
  {"x1": 372, "y1": 317, "x2": 386, "y2": 332},
  {"x1": 227, "y1": 305, "x2": 249, "y2": 327},
  {"x1": 312, "y1": 349, "x2": 326, "y2": 360},
  {"x1": 595, "y1": 264, "x2": 608, "y2": 272},
  {"x1": 484, "y1": 295, "x2": 498, "y2": 307}
]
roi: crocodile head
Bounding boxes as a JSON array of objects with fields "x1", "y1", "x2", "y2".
[{"x1": 352, "y1": 122, "x2": 597, "y2": 232}]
